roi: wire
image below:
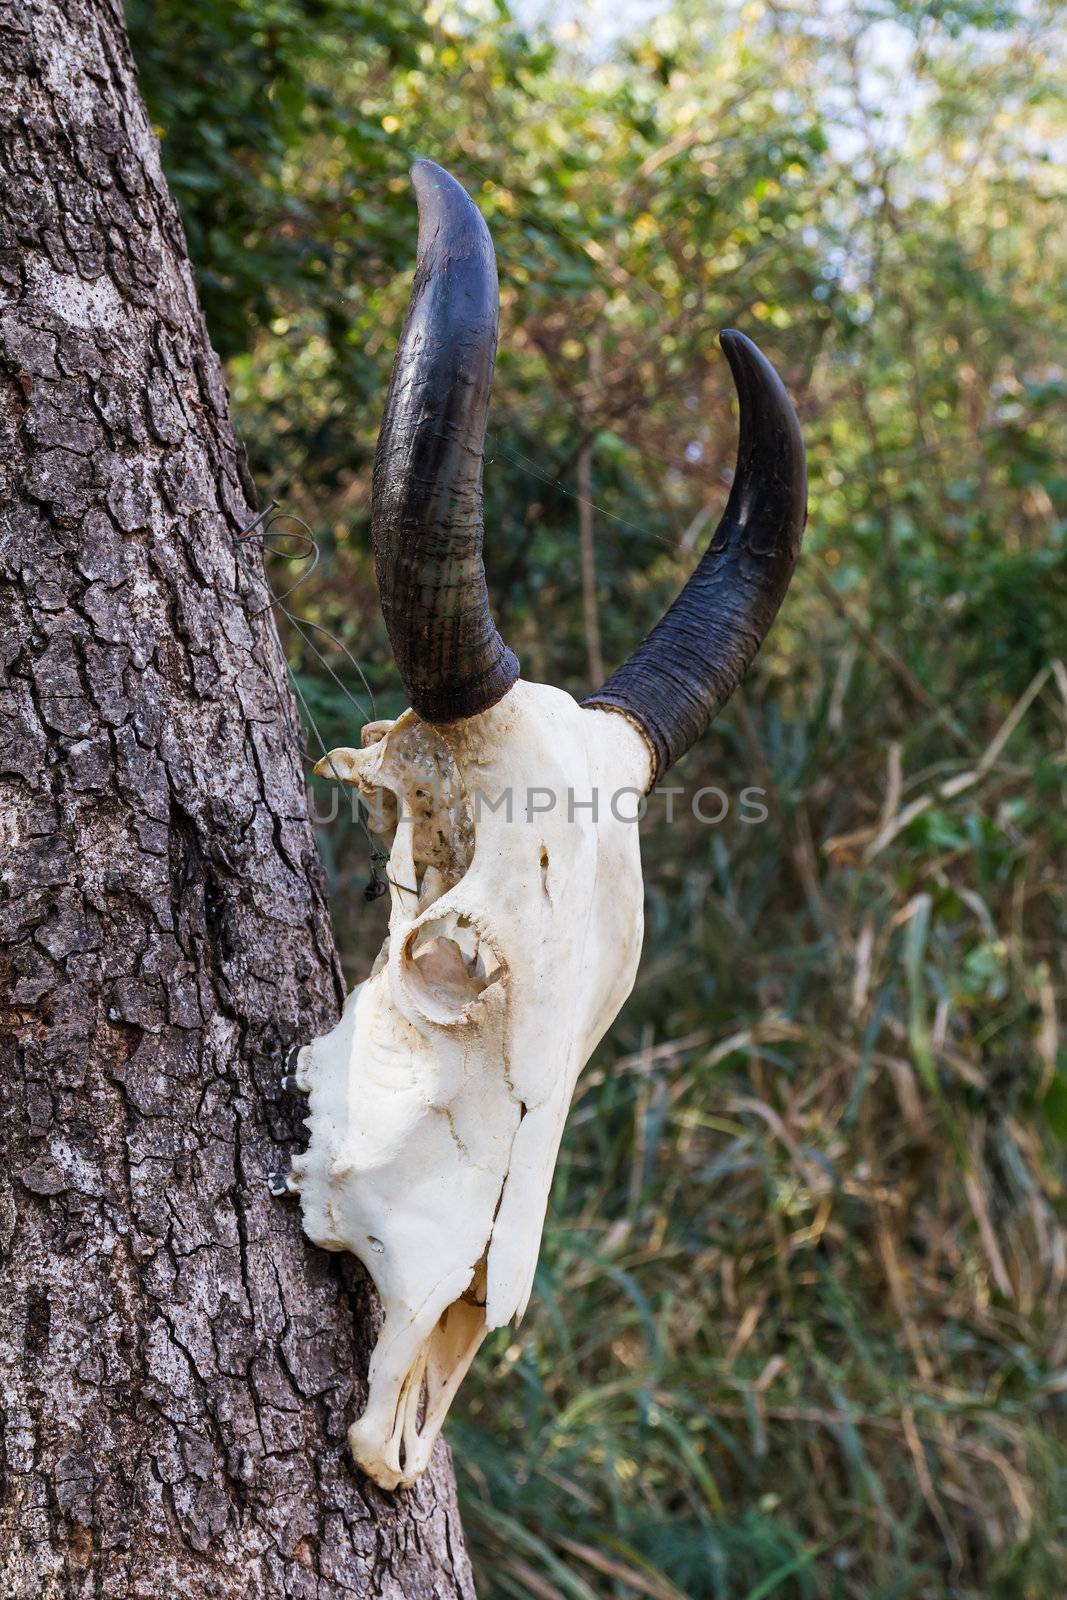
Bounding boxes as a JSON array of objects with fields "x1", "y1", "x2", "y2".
[
  {"x1": 488, "y1": 437, "x2": 667, "y2": 540},
  {"x1": 233, "y1": 503, "x2": 388, "y2": 900}
]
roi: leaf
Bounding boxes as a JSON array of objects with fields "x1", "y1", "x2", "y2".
[{"x1": 1042, "y1": 1070, "x2": 1067, "y2": 1145}]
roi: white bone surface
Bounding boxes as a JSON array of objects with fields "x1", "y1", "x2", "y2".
[{"x1": 291, "y1": 681, "x2": 651, "y2": 1488}]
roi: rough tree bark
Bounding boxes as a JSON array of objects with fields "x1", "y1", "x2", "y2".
[{"x1": 0, "y1": 2, "x2": 476, "y2": 1594}]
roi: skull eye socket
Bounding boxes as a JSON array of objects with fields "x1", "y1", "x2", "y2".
[{"x1": 402, "y1": 911, "x2": 503, "y2": 1022}]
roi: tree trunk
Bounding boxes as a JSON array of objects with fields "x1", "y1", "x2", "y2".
[{"x1": 0, "y1": 3, "x2": 475, "y2": 1595}]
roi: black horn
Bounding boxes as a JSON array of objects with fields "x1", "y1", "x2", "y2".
[
  {"x1": 584, "y1": 330, "x2": 806, "y2": 782},
  {"x1": 371, "y1": 160, "x2": 519, "y2": 722}
]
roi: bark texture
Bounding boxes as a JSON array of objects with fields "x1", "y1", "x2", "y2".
[{"x1": 0, "y1": 3, "x2": 476, "y2": 1595}]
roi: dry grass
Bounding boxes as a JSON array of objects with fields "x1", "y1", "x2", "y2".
[{"x1": 442, "y1": 599, "x2": 1067, "y2": 1599}]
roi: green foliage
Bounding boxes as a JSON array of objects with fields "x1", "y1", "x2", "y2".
[
  {"x1": 127, "y1": 0, "x2": 429, "y2": 355},
  {"x1": 134, "y1": 1, "x2": 1067, "y2": 1594}
]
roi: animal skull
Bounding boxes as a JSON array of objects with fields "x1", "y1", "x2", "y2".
[
  {"x1": 291, "y1": 685, "x2": 650, "y2": 1488},
  {"x1": 279, "y1": 161, "x2": 806, "y2": 1490}
]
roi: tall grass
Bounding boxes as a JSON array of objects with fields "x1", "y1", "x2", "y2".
[{"x1": 442, "y1": 594, "x2": 1067, "y2": 1598}]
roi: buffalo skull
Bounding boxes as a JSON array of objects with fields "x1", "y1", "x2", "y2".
[{"x1": 279, "y1": 161, "x2": 806, "y2": 1490}]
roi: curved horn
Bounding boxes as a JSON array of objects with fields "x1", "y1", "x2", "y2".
[
  {"x1": 372, "y1": 160, "x2": 519, "y2": 723},
  {"x1": 584, "y1": 330, "x2": 806, "y2": 782}
]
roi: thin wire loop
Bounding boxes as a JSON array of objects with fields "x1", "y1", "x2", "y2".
[{"x1": 233, "y1": 502, "x2": 387, "y2": 899}]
